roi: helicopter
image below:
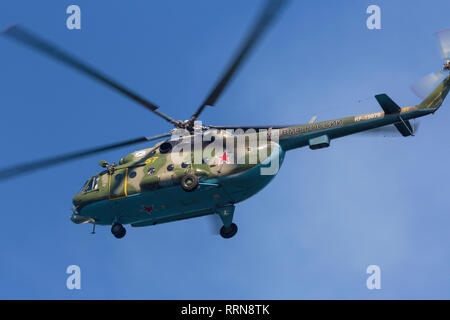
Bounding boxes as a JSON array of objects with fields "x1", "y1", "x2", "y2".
[{"x1": 1, "y1": 0, "x2": 450, "y2": 239}]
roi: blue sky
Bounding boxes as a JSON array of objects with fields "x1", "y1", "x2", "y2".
[{"x1": 1, "y1": 0, "x2": 450, "y2": 299}]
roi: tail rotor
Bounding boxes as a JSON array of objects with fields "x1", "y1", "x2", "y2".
[{"x1": 411, "y1": 28, "x2": 450, "y2": 98}]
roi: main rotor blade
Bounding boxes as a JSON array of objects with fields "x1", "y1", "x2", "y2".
[
  {"x1": 209, "y1": 125, "x2": 289, "y2": 130},
  {"x1": 206, "y1": 214, "x2": 222, "y2": 236},
  {"x1": 189, "y1": 0, "x2": 289, "y2": 123},
  {"x1": 2, "y1": 25, "x2": 179, "y2": 126},
  {"x1": 0, "y1": 133, "x2": 171, "y2": 181}
]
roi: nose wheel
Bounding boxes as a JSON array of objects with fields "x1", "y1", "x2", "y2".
[{"x1": 111, "y1": 222, "x2": 126, "y2": 239}]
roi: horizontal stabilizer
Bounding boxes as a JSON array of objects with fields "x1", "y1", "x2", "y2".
[
  {"x1": 375, "y1": 93, "x2": 413, "y2": 136},
  {"x1": 394, "y1": 120, "x2": 414, "y2": 137},
  {"x1": 375, "y1": 94, "x2": 401, "y2": 114}
]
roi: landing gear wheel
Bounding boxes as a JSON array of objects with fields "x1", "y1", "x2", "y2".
[
  {"x1": 220, "y1": 223, "x2": 238, "y2": 239},
  {"x1": 111, "y1": 223, "x2": 126, "y2": 239},
  {"x1": 181, "y1": 174, "x2": 199, "y2": 192}
]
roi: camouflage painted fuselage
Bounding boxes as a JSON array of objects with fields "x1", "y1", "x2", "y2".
[
  {"x1": 72, "y1": 133, "x2": 284, "y2": 227},
  {"x1": 71, "y1": 75, "x2": 450, "y2": 229}
]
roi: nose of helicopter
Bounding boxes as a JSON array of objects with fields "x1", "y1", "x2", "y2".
[{"x1": 70, "y1": 211, "x2": 94, "y2": 224}]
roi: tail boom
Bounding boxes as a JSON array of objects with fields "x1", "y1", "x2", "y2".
[{"x1": 278, "y1": 75, "x2": 450, "y2": 151}]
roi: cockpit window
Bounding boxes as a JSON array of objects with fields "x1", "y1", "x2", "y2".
[
  {"x1": 79, "y1": 180, "x2": 89, "y2": 193},
  {"x1": 92, "y1": 176, "x2": 99, "y2": 190},
  {"x1": 83, "y1": 176, "x2": 99, "y2": 192}
]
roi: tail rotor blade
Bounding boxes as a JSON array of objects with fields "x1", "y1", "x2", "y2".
[
  {"x1": 436, "y1": 28, "x2": 450, "y2": 59},
  {"x1": 412, "y1": 118, "x2": 420, "y2": 134},
  {"x1": 411, "y1": 71, "x2": 444, "y2": 98}
]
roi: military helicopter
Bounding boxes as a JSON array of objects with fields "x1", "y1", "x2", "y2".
[{"x1": 1, "y1": 0, "x2": 450, "y2": 239}]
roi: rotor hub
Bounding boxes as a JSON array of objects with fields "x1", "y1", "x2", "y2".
[
  {"x1": 444, "y1": 60, "x2": 450, "y2": 71},
  {"x1": 173, "y1": 119, "x2": 209, "y2": 132}
]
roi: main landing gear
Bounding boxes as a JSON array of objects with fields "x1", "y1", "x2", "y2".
[
  {"x1": 220, "y1": 223, "x2": 238, "y2": 239},
  {"x1": 217, "y1": 205, "x2": 238, "y2": 239},
  {"x1": 111, "y1": 222, "x2": 126, "y2": 239}
]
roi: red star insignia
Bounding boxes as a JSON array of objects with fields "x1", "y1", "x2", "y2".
[
  {"x1": 221, "y1": 152, "x2": 228, "y2": 162},
  {"x1": 140, "y1": 205, "x2": 153, "y2": 214}
]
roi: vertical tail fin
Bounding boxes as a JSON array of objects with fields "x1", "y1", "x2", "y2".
[{"x1": 418, "y1": 75, "x2": 450, "y2": 111}]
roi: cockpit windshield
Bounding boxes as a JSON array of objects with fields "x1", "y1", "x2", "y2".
[
  {"x1": 79, "y1": 176, "x2": 99, "y2": 193},
  {"x1": 79, "y1": 180, "x2": 89, "y2": 193}
]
